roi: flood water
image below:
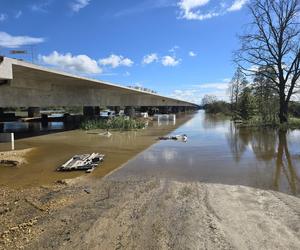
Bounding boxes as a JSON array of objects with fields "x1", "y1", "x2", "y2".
[
  {"x1": 114, "y1": 111, "x2": 300, "y2": 196},
  {"x1": 1, "y1": 111, "x2": 300, "y2": 196},
  {"x1": 0, "y1": 115, "x2": 192, "y2": 187}
]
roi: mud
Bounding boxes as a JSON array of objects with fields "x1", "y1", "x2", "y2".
[{"x1": 1, "y1": 176, "x2": 299, "y2": 250}]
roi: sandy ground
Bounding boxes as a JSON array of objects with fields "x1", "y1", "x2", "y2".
[
  {"x1": 0, "y1": 149, "x2": 34, "y2": 167},
  {"x1": 1, "y1": 174, "x2": 299, "y2": 250}
]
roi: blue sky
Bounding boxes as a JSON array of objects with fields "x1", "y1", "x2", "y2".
[{"x1": 0, "y1": 0, "x2": 250, "y2": 103}]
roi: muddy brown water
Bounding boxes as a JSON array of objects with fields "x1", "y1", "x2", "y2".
[
  {"x1": 0, "y1": 115, "x2": 192, "y2": 188},
  {"x1": 113, "y1": 111, "x2": 300, "y2": 197},
  {"x1": 1, "y1": 111, "x2": 300, "y2": 196}
]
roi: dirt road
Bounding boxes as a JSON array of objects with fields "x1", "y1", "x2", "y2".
[{"x1": 2, "y1": 174, "x2": 299, "y2": 250}]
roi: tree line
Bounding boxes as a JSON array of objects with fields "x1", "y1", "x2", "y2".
[{"x1": 203, "y1": 0, "x2": 300, "y2": 125}]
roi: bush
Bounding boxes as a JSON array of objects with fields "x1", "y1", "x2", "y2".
[
  {"x1": 289, "y1": 102, "x2": 300, "y2": 118},
  {"x1": 204, "y1": 101, "x2": 231, "y2": 115},
  {"x1": 80, "y1": 117, "x2": 147, "y2": 131}
]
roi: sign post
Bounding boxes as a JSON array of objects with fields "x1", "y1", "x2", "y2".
[{"x1": 11, "y1": 133, "x2": 14, "y2": 151}]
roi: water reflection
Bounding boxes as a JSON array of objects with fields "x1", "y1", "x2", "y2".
[
  {"x1": 227, "y1": 125, "x2": 299, "y2": 195},
  {"x1": 274, "y1": 131, "x2": 297, "y2": 195},
  {"x1": 0, "y1": 121, "x2": 77, "y2": 139},
  {"x1": 116, "y1": 111, "x2": 300, "y2": 196},
  {"x1": 157, "y1": 119, "x2": 176, "y2": 126}
]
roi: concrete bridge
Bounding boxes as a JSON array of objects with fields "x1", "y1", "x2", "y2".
[{"x1": 0, "y1": 57, "x2": 198, "y2": 117}]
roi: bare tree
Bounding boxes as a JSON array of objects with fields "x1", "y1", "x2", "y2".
[
  {"x1": 253, "y1": 65, "x2": 278, "y2": 122},
  {"x1": 228, "y1": 67, "x2": 248, "y2": 115},
  {"x1": 236, "y1": 0, "x2": 300, "y2": 123},
  {"x1": 201, "y1": 94, "x2": 217, "y2": 107}
]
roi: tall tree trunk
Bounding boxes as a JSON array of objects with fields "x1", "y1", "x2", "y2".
[{"x1": 279, "y1": 96, "x2": 288, "y2": 123}]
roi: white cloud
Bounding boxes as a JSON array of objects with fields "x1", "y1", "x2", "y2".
[
  {"x1": 248, "y1": 65, "x2": 259, "y2": 72},
  {"x1": 15, "y1": 11, "x2": 22, "y2": 19},
  {"x1": 70, "y1": 0, "x2": 91, "y2": 12},
  {"x1": 133, "y1": 82, "x2": 143, "y2": 88},
  {"x1": 39, "y1": 51, "x2": 102, "y2": 74},
  {"x1": 179, "y1": 0, "x2": 210, "y2": 12},
  {"x1": 0, "y1": 14, "x2": 8, "y2": 22},
  {"x1": 114, "y1": 0, "x2": 175, "y2": 17},
  {"x1": 227, "y1": 0, "x2": 248, "y2": 12},
  {"x1": 30, "y1": 1, "x2": 52, "y2": 12},
  {"x1": 189, "y1": 51, "x2": 197, "y2": 57},
  {"x1": 170, "y1": 89, "x2": 202, "y2": 103},
  {"x1": 169, "y1": 81, "x2": 230, "y2": 103},
  {"x1": 194, "y1": 82, "x2": 229, "y2": 90},
  {"x1": 0, "y1": 32, "x2": 45, "y2": 48},
  {"x1": 186, "y1": 11, "x2": 220, "y2": 20},
  {"x1": 178, "y1": 0, "x2": 213, "y2": 20},
  {"x1": 161, "y1": 55, "x2": 180, "y2": 67},
  {"x1": 169, "y1": 45, "x2": 180, "y2": 53},
  {"x1": 170, "y1": 88, "x2": 228, "y2": 103},
  {"x1": 99, "y1": 54, "x2": 134, "y2": 68},
  {"x1": 178, "y1": 0, "x2": 247, "y2": 21},
  {"x1": 142, "y1": 53, "x2": 159, "y2": 64}
]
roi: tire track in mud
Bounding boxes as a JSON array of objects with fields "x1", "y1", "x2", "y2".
[{"x1": 20, "y1": 178, "x2": 300, "y2": 250}]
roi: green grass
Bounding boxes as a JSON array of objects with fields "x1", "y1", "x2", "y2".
[
  {"x1": 235, "y1": 116, "x2": 300, "y2": 130},
  {"x1": 80, "y1": 117, "x2": 148, "y2": 131}
]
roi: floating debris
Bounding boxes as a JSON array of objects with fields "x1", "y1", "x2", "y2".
[
  {"x1": 158, "y1": 134, "x2": 188, "y2": 142},
  {"x1": 57, "y1": 153, "x2": 105, "y2": 173},
  {"x1": 86, "y1": 131, "x2": 112, "y2": 137},
  {"x1": 0, "y1": 160, "x2": 19, "y2": 167}
]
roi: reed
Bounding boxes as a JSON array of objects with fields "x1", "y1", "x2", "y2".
[{"x1": 80, "y1": 117, "x2": 147, "y2": 131}]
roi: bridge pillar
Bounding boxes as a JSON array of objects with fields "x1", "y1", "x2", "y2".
[
  {"x1": 0, "y1": 108, "x2": 4, "y2": 121},
  {"x1": 159, "y1": 106, "x2": 170, "y2": 114},
  {"x1": 124, "y1": 106, "x2": 135, "y2": 118},
  {"x1": 83, "y1": 106, "x2": 95, "y2": 117},
  {"x1": 171, "y1": 106, "x2": 179, "y2": 114},
  {"x1": 28, "y1": 107, "x2": 40, "y2": 118},
  {"x1": 114, "y1": 106, "x2": 121, "y2": 114},
  {"x1": 177, "y1": 106, "x2": 184, "y2": 113},
  {"x1": 140, "y1": 106, "x2": 149, "y2": 113},
  {"x1": 94, "y1": 106, "x2": 100, "y2": 116},
  {"x1": 41, "y1": 114, "x2": 48, "y2": 128}
]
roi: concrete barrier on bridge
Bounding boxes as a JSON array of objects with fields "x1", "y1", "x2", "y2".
[{"x1": 0, "y1": 57, "x2": 199, "y2": 109}]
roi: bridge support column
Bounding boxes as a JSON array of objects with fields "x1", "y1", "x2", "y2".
[
  {"x1": 94, "y1": 106, "x2": 100, "y2": 116},
  {"x1": 159, "y1": 106, "x2": 171, "y2": 114},
  {"x1": 177, "y1": 106, "x2": 184, "y2": 113},
  {"x1": 114, "y1": 106, "x2": 121, "y2": 114},
  {"x1": 124, "y1": 106, "x2": 135, "y2": 118},
  {"x1": 28, "y1": 107, "x2": 40, "y2": 118},
  {"x1": 0, "y1": 108, "x2": 4, "y2": 121},
  {"x1": 41, "y1": 114, "x2": 48, "y2": 128},
  {"x1": 83, "y1": 106, "x2": 95, "y2": 117},
  {"x1": 171, "y1": 107, "x2": 179, "y2": 114},
  {"x1": 140, "y1": 106, "x2": 149, "y2": 113}
]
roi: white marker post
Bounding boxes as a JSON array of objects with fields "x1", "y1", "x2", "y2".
[
  {"x1": 11, "y1": 133, "x2": 14, "y2": 151},
  {"x1": 0, "y1": 132, "x2": 15, "y2": 151}
]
